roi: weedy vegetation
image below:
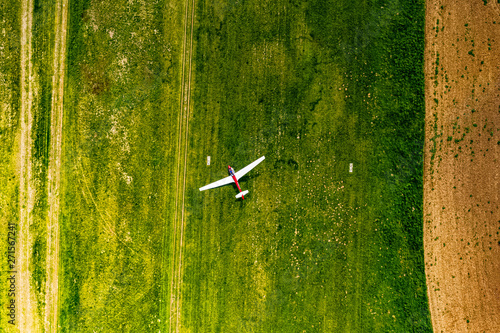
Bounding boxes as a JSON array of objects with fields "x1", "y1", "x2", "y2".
[{"x1": 0, "y1": 0, "x2": 21, "y2": 328}]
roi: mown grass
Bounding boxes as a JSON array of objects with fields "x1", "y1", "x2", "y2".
[{"x1": 181, "y1": 0, "x2": 430, "y2": 332}]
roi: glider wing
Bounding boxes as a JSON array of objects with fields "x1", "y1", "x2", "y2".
[
  {"x1": 234, "y1": 156, "x2": 265, "y2": 180},
  {"x1": 199, "y1": 175, "x2": 234, "y2": 191}
]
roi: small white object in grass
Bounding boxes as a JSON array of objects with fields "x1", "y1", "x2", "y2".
[
  {"x1": 207, "y1": 156, "x2": 210, "y2": 166},
  {"x1": 349, "y1": 163, "x2": 353, "y2": 173}
]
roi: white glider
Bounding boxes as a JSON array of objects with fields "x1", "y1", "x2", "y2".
[{"x1": 199, "y1": 156, "x2": 265, "y2": 199}]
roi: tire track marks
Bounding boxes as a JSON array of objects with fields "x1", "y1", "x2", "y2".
[
  {"x1": 44, "y1": 1, "x2": 68, "y2": 330},
  {"x1": 19, "y1": 1, "x2": 68, "y2": 331},
  {"x1": 169, "y1": 0, "x2": 196, "y2": 331}
]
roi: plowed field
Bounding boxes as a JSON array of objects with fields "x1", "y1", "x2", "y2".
[{"x1": 424, "y1": 1, "x2": 500, "y2": 332}]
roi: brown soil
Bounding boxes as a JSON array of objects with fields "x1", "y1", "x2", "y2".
[{"x1": 424, "y1": 1, "x2": 500, "y2": 332}]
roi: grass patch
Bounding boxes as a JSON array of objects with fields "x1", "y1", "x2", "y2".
[
  {"x1": 0, "y1": 0, "x2": 21, "y2": 329},
  {"x1": 59, "y1": 0, "x2": 184, "y2": 331},
  {"x1": 181, "y1": 0, "x2": 431, "y2": 331}
]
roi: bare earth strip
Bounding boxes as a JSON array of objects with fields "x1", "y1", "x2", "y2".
[
  {"x1": 169, "y1": 0, "x2": 196, "y2": 331},
  {"x1": 44, "y1": 0, "x2": 68, "y2": 331},
  {"x1": 18, "y1": 0, "x2": 37, "y2": 331},
  {"x1": 424, "y1": 1, "x2": 500, "y2": 332}
]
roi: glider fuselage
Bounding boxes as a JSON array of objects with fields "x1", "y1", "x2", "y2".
[{"x1": 228, "y1": 166, "x2": 244, "y2": 198}]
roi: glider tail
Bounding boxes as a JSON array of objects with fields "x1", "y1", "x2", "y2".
[{"x1": 235, "y1": 190, "x2": 249, "y2": 200}]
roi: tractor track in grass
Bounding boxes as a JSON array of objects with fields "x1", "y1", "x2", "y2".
[
  {"x1": 44, "y1": 1, "x2": 68, "y2": 331},
  {"x1": 18, "y1": 0, "x2": 35, "y2": 331},
  {"x1": 18, "y1": 1, "x2": 68, "y2": 331},
  {"x1": 168, "y1": 0, "x2": 196, "y2": 331}
]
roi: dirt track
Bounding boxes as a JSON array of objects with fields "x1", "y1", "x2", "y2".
[
  {"x1": 424, "y1": 1, "x2": 500, "y2": 332},
  {"x1": 18, "y1": 0, "x2": 37, "y2": 331}
]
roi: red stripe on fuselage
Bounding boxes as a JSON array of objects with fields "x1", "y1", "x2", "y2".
[
  {"x1": 228, "y1": 165, "x2": 244, "y2": 199},
  {"x1": 232, "y1": 175, "x2": 242, "y2": 191}
]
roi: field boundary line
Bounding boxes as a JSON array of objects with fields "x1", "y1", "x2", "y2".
[{"x1": 18, "y1": 0, "x2": 36, "y2": 331}]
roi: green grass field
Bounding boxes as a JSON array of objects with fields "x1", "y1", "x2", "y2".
[
  {"x1": 181, "y1": 0, "x2": 429, "y2": 331},
  {"x1": 1, "y1": 0, "x2": 431, "y2": 332}
]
